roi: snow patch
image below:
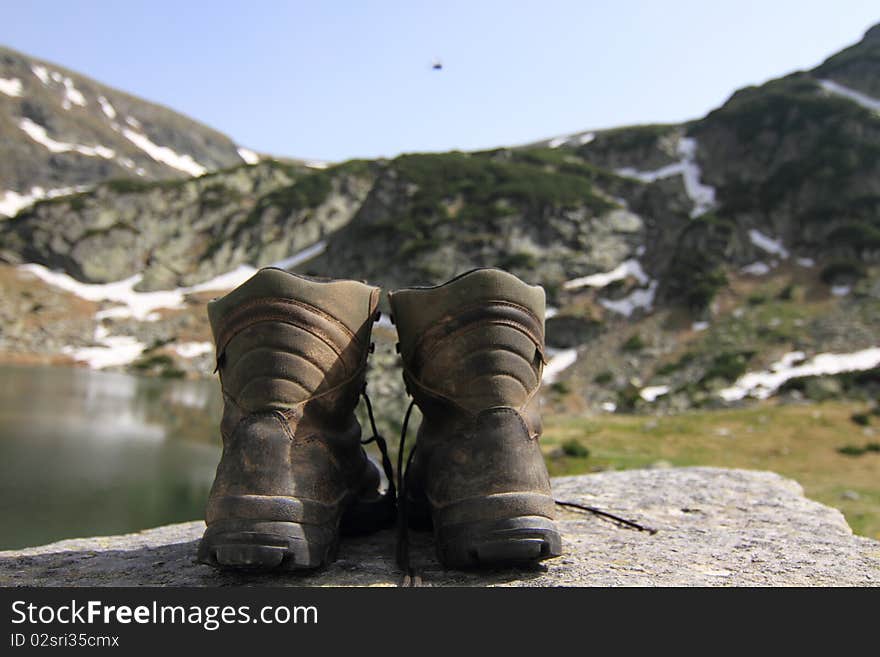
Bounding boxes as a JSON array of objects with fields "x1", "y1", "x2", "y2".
[
  {"x1": 31, "y1": 65, "x2": 50, "y2": 85},
  {"x1": 831, "y1": 285, "x2": 851, "y2": 297},
  {"x1": 0, "y1": 77, "x2": 23, "y2": 97},
  {"x1": 543, "y1": 348, "x2": 578, "y2": 384},
  {"x1": 19, "y1": 242, "x2": 328, "y2": 322},
  {"x1": 616, "y1": 136, "x2": 716, "y2": 218},
  {"x1": 546, "y1": 131, "x2": 594, "y2": 148},
  {"x1": 0, "y1": 185, "x2": 89, "y2": 217},
  {"x1": 600, "y1": 401, "x2": 617, "y2": 413},
  {"x1": 18, "y1": 118, "x2": 115, "y2": 158},
  {"x1": 719, "y1": 348, "x2": 880, "y2": 401},
  {"x1": 692, "y1": 320, "x2": 710, "y2": 331},
  {"x1": 30, "y1": 65, "x2": 86, "y2": 108},
  {"x1": 748, "y1": 229, "x2": 789, "y2": 258},
  {"x1": 796, "y1": 257, "x2": 815, "y2": 268},
  {"x1": 272, "y1": 240, "x2": 327, "y2": 270},
  {"x1": 305, "y1": 161, "x2": 329, "y2": 169},
  {"x1": 98, "y1": 96, "x2": 117, "y2": 119},
  {"x1": 173, "y1": 342, "x2": 214, "y2": 359},
  {"x1": 600, "y1": 281, "x2": 658, "y2": 317},
  {"x1": 818, "y1": 79, "x2": 880, "y2": 114},
  {"x1": 563, "y1": 259, "x2": 649, "y2": 290},
  {"x1": 61, "y1": 76, "x2": 86, "y2": 108},
  {"x1": 237, "y1": 147, "x2": 259, "y2": 164},
  {"x1": 63, "y1": 326, "x2": 146, "y2": 369},
  {"x1": 741, "y1": 261, "x2": 772, "y2": 276},
  {"x1": 125, "y1": 116, "x2": 141, "y2": 128},
  {"x1": 121, "y1": 128, "x2": 206, "y2": 177},
  {"x1": 640, "y1": 385, "x2": 670, "y2": 402}
]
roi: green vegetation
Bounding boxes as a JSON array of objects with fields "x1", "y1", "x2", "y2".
[
  {"x1": 561, "y1": 438, "x2": 590, "y2": 458},
  {"x1": 541, "y1": 402, "x2": 880, "y2": 539},
  {"x1": 700, "y1": 350, "x2": 754, "y2": 385},
  {"x1": 703, "y1": 74, "x2": 880, "y2": 216},
  {"x1": 827, "y1": 223, "x2": 880, "y2": 252},
  {"x1": 579, "y1": 123, "x2": 678, "y2": 154},
  {"x1": 837, "y1": 442, "x2": 880, "y2": 457},
  {"x1": 392, "y1": 150, "x2": 613, "y2": 217},
  {"x1": 814, "y1": 25, "x2": 880, "y2": 84},
  {"x1": 199, "y1": 183, "x2": 243, "y2": 211},
  {"x1": 655, "y1": 352, "x2": 695, "y2": 377},
  {"x1": 594, "y1": 370, "x2": 614, "y2": 385},
  {"x1": 621, "y1": 333, "x2": 646, "y2": 352},
  {"x1": 664, "y1": 250, "x2": 728, "y2": 312},
  {"x1": 132, "y1": 353, "x2": 185, "y2": 379},
  {"x1": 851, "y1": 412, "x2": 871, "y2": 427},
  {"x1": 820, "y1": 260, "x2": 866, "y2": 285}
]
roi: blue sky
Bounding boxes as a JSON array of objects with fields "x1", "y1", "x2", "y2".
[{"x1": 2, "y1": 1, "x2": 878, "y2": 162}]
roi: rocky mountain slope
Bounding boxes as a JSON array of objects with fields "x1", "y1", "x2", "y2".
[
  {"x1": 1, "y1": 24, "x2": 879, "y2": 420},
  {"x1": 0, "y1": 45, "x2": 262, "y2": 217}
]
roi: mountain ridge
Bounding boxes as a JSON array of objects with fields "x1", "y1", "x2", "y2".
[
  {"x1": 0, "y1": 43, "x2": 262, "y2": 216},
  {"x1": 0, "y1": 23, "x2": 878, "y2": 419}
]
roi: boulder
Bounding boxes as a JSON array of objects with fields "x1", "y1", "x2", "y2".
[{"x1": 1, "y1": 467, "x2": 878, "y2": 586}]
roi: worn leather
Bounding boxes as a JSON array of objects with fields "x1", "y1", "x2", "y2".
[
  {"x1": 390, "y1": 268, "x2": 555, "y2": 519},
  {"x1": 204, "y1": 267, "x2": 382, "y2": 527}
]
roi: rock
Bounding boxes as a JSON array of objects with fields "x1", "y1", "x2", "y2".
[
  {"x1": 1, "y1": 467, "x2": 877, "y2": 586},
  {"x1": 545, "y1": 314, "x2": 602, "y2": 349}
]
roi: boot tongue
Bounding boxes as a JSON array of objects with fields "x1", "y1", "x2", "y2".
[{"x1": 389, "y1": 268, "x2": 545, "y2": 358}]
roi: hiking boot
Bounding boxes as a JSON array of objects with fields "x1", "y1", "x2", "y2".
[
  {"x1": 197, "y1": 267, "x2": 392, "y2": 571},
  {"x1": 389, "y1": 268, "x2": 562, "y2": 568}
]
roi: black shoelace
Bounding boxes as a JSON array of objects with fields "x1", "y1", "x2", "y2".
[
  {"x1": 359, "y1": 388, "x2": 397, "y2": 509},
  {"x1": 395, "y1": 399, "x2": 421, "y2": 586},
  {"x1": 360, "y1": 391, "x2": 422, "y2": 585}
]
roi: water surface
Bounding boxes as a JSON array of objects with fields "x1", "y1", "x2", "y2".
[{"x1": 0, "y1": 365, "x2": 222, "y2": 549}]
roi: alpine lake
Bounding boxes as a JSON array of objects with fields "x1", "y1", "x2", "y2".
[{"x1": 0, "y1": 365, "x2": 222, "y2": 550}]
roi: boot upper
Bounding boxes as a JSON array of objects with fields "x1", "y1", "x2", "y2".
[
  {"x1": 389, "y1": 267, "x2": 546, "y2": 415},
  {"x1": 205, "y1": 267, "x2": 381, "y2": 518},
  {"x1": 208, "y1": 268, "x2": 380, "y2": 414},
  {"x1": 389, "y1": 268, "x2": 553, "y2": 511}
]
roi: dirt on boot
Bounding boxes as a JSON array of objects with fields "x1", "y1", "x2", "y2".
[
  {"x1": 390, "y1": 268, "x2": 562, "y2": 569},
  {"x1": 198, "y1": 268, "x2": 392, "y2": 571}
]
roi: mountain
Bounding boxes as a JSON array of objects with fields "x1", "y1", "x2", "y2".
[
  {"x1": 0, "y1": 45, "x2": 261, "y2": 217},
  {"x1": 1, "y1": 24, "x2": 879, "y2": 422}
]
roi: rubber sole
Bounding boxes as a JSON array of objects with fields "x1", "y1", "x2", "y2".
[
  {"x1": 435, "y1": 515, "x2": 562, "y2": 569},
  {"x1": 198, "y1": 492, "x2": 395, "y2": 572},
  {"x1": 198, "y1": 520, "x2": 338, "y2": 571}
]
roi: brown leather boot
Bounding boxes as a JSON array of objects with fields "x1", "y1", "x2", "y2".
[
  {"x1": 389, "y1": 268, "x2": 562, "y2": 568},
  {"x1": 197, "y1": 268, "x2": 392, "y2": 571}
]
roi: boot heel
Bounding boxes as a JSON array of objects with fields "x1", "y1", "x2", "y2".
[
  {"x1": 198, "y1": 520, "x2": 338, "y2": 571},
  {"x1": 436, "y1": 515, "x2": 562, "y2": 568}
]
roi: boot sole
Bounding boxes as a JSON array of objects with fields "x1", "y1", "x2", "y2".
[
  {"x1": 424, "y1": 493, "x2": 562, "y2": 569},
  {"x1": 436, "y1": 515, "x2": 562, "y2": 568},
  {"x1": 198, "y1": 520, "x2": 339, "y2": 571},
  {"x1": 198, "y1": 493, "x2": 395, "y2": 572}
]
